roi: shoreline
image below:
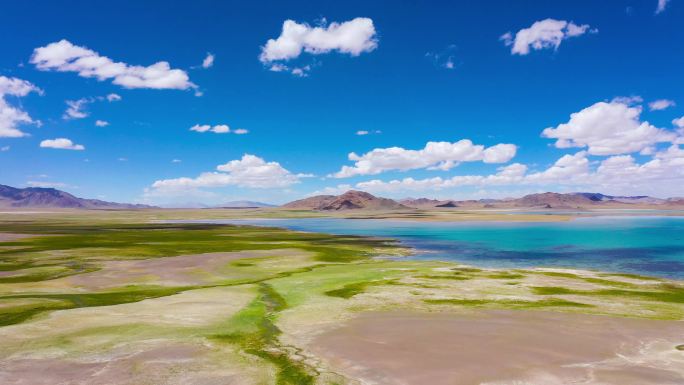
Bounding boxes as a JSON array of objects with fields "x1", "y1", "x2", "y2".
[{"x1": 167, "y1": 215, "x2": 684, "y2": 281}]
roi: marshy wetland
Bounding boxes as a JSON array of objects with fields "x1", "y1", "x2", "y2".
[{"x1": 1, "y1": 210, "x2": 684, "y2": 384}]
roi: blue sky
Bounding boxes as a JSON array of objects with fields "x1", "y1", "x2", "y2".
[{"x1": 1, "y1": 0, "x2": 683, "y2": 205}]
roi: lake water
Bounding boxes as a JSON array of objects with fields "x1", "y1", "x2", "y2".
[{"x1": 183, "y1": 216, "x2": 684, "y2": 279}]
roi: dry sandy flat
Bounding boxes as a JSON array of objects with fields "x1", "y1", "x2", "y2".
[
  {"x1": 0, "y1": 233, "x2": 41, "y2": 242},
  {"x1": 310, "y1": 310, "x2": 684, "y2": 385},
  {"x1": 0, "y1": 341, "x2": 257, "y2": 385},
  {"x1": 66, "y1": 249, "x2": 304, "y2": 288},
  {"x1": 0, "y1": 286, "x2": 260, "y2": 384},
  {"x1": 0, "y1": 343, "x2": 202, "y2": 385}
]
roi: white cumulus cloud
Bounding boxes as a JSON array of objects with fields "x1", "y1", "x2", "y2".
[
  {"x1": 190, "y1": 124, "x2": 229, "y2": 134},
  {"x1": 31, "y1": 39, "x2": 196, "y2": 91},
  {"x1": 541, "y1": 100, "x2": 676, "y2": 155},
  {"x1": 146, "y1": 154, "x2": 303, "y2": 198},
  {"x1": 95, "y1": 120, "x2": 109, "y2": 127},
  {"x1": 355, "y1": 163, "x2": 529, "y2": 194},
  {"x1": 202, "y1": 53, "x2": 215, "y2": 69},
  {"x1": 332, "y1": 140, "x2": 517, "y2": 178},
  {"x1": 525, "y1": 151, "x2": 590, "y2": 183},
  {"x1": 63, "y1": 98, "x2": 91, "y2": 119},
  {"x1": 0, "y1": 76, "x2": 43, "y2": 138},
  {"x1": 656, "y1": 0, "x2": 670, "y2": 14},
  {"x1": 190, "y1": 124, "x2": 249, "y2": 135},
  {"x1": 348, "y1": 146, "x2": 684, "y2": 198},
  {"x1": 673, "y1": 116, "x2": 684, "y2": 129},
  {"x1": 648, "y1": 99, "x2": 675, "y2": 111},
  {"x1": 64, "y1": 93, "x2": 122, "y2": 120},
  {"x1": 40, "y1": 138, "x2": 84, "y2": 150},
  {"x1": 260, "y1": 18, "x2": 377, "y2": 75},
  {"x1": 501, "y1": 18, "x2": 595, "y2": 55}
]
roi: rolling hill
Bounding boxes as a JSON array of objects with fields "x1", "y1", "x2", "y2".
[{"x1": 283, "y1": 190, "x2": 407, "y2": 211}]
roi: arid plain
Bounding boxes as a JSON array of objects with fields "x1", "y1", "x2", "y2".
[{"x1": 1, "y1": 208, "x2": 684, "y2": 384}]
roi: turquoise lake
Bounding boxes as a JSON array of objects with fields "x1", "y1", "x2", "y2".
[{"x1": 189, "y1": 216, "x2": 684, "y2": 279}]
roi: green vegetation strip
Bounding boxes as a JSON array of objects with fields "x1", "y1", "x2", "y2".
[
  {"x1": 532, "y1": 284, "x2": 684, "y2": 303},
  {"x1": 0, "y1": 286, "x2": 188, "y2": 327},
  {"x1": 0, "y1": 223, "x2": 399, "y2": 264},
  {"x1": 211, "y1": 283, "x2": 315, "y2": 385},
  {"x1": 534, "y1": 271, "x2": 639, "y2": 288},
  {"x1": 416, "y1": 274, "x2": 472, "y2": 281},
  {"x1": 324, "y1": 279, "x2": 398, "y2": 299},
  {"x1": 424, "y1": 297, "x2": 593, "y2": 308}
]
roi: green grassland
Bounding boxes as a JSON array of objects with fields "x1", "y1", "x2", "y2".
[{"x1": 1, "y1": 212, "x2": 684, "y2": 384}]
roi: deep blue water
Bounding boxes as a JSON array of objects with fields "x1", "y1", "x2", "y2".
[{"x1": 183, "y1": 216, "x2": 684, "y2": 279}]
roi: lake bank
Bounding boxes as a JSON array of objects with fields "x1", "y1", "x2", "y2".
[{"x1": 175, "y1": 216, "x2": 684, "y2": 279}]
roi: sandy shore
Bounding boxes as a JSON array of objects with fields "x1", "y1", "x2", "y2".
[{"x1": 310, "y1": 310, "x2": 684, "y2": 384}]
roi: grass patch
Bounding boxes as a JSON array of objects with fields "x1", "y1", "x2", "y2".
[
  {"x1": 534, "y1": 271, "x2": 638, "y2": 288},
  {"x1": 537, "y1": 271, "x2": 579, "y2": 279},
  {"x1": 0, "y1": 265, "x2": 99, "y2": 283},
  {"x1": 0, "y1": 286, "x2": 190, "y2": 326},
  {"x1": 424, "y1": 297, "x2": 592, "y2": 308},
  {"x1": 231, "y1": 262, "x2": 256, "y2": 267},
  {"x1": 600, "y1": 272, "x2": 662, "y2": 281},
  {"x1": 415, "y1": 274, "x2": 472, "y2": 281},
  {"x1": 211, "y1": 283, "x2": 314, "y2": 385},
  {"x1": 325, "y1": 279, "x2": 397, "y2": 299},
  {"x1": 531, "y1": 284, "x2": 684, "y2": 304},
  {"x1": 580, "y1": 277, "x2": 637, "y2": 288},
  {"x1": 486, "y1": 272, "x2": 526, "y2": 280}
]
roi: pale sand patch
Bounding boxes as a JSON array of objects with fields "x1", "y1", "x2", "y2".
[
  {"x1": 66, "y1": 249, "x2": 307, "y2": 288},
  {"x1": 309, "y1": 310, "x2": 684, "y2": 385},
  {"x1": 0, "y1": 233, "x2": 42, "y2": 242},
  {"x1": 0, "y1": 341, "x2": 257, "y2": 385},
  {"x1": 0, "y1": 286, "x2": 262, "y2": 384},
  {"x1": 0, "y1": 286, "x2": 254, "y2": 357}
]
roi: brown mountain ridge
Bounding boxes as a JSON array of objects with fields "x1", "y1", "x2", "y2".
[
  {"x1": 284, "y1": 190, "x2": 683, "y2": 211},
  {"x1": 0, "y1": 184, "x2": 155, "y2": 209},
  {"x1": 282, "y1": 190, "x2": 407, "y2": 211}
]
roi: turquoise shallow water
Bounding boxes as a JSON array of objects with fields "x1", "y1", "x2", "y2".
[{"x1": 186, "y1": 216, "x2": 684, "y2": 279}]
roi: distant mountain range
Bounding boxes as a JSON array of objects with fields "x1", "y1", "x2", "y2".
[
  {"x1": 0, "y1": 184, "x2": 281, "y2": 210},
  {"x1": 0, "y1": 185, "x2": 154, "y2": 209},
  {"x1": 284, "y1": 190, "x2": 684, "y2": 211},
  {"x1": 401, "y1": 192, "x2": 684, "y2": 210},
  {"x1": 3, "y1": 183, "x2": 682, "y2": 211}
]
